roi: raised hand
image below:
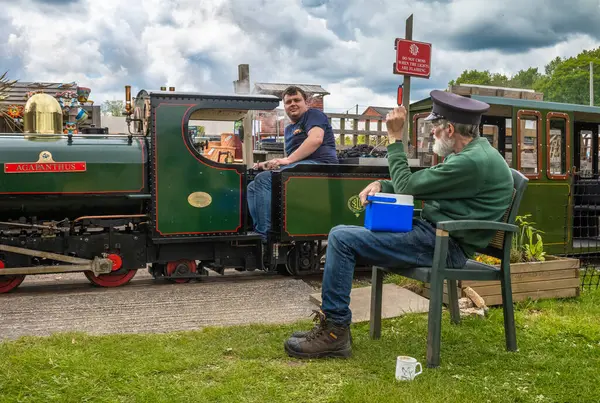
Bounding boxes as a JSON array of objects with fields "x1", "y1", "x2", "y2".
[{"x1": 385, "y1": 106, "x2": 407, "y2": 140}]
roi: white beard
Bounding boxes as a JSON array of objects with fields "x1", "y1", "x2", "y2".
[{"x1": 432, "y1": 133, "x2": 456, "y2": 157}]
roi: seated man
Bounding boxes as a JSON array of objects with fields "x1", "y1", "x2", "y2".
[
  {"x1": 284, "y1": 90, "x2": 514, "y2": 359},
  {"x1": 247, "y1": 85, "x2": 338, "y2": 241}
]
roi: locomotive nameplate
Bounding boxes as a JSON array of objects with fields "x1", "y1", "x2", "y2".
[
  {"x1": 187, "y1": 191, "x2": 212, "y2": 208},
  {"x1": 3, "y1": 151, "x2": 86, "y2": 174}
]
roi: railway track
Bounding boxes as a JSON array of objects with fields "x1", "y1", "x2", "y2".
[
  {"x1": 0, "y1": 266, "x2": 377, "y2": 341},
  {"x1": 4, "y1": 265, "x2": 374, "y2": 296}
]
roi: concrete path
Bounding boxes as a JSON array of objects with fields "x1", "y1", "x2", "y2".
[
  {"x1": 0, "y1": 270, "x2": 316, "y2": 340},
  {"x1": 310, "y1": 284, "x2": 430, "y2": 323}
]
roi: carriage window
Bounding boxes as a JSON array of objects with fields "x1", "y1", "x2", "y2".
[
  {"x1": 505, "y1": 118, "x2": 513, "y2": 166},
  {"x1": 414, "y1": 116, "x2": 435, "y2": 166},
  {"x1": 517, "y1": 111, "x2": 541, "y2": 179},
  {"x1": 579, "y1": 130, "x2": 593, "y2": 177},
  {"x1": 547, "y1": 113, "x2": 569, "y2": 179},
  {"x1": 482, "y1": 124, "x2": 499, "y2": 149}
]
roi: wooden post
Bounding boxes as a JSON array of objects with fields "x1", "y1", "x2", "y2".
[
  {"x1": 402, "y1": 14, "x2": 413, "y2": 147},
  {"x1": 242, "y1": 112, "x2": 253, "y2": 168},
  {"x1": 234, "y1": 64, "x2": 254, "y2": 167}
]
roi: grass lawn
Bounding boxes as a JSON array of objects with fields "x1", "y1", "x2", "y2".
[{"x1": 1, "y1": 285, "x2": 599, "y2": 403}]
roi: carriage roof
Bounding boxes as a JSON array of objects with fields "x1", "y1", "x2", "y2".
[{"x1": 410, "y1": 94, "x2": 600, "y2": 115}]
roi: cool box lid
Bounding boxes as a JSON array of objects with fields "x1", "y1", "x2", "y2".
[{"x1": 367, "y1": 192, "x2": 414, "y2": 205}]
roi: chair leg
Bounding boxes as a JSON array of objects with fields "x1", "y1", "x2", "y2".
[
  {"x1": 426, "y1": 276, "x2": 444, "y2": 368},
  {"x1": 500, "y1": 269, "x2": 517, "y2": 352},
  {"x1": 447, "y1": 279, "x2": 461, "y2": 325},
  {"x1": 369, "y1": 267, "x2": 384, "y2": 339}
]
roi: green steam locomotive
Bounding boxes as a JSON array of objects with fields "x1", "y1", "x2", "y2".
[{"x1": 0, "y1": 87, "x2": 389, "y2": 293}]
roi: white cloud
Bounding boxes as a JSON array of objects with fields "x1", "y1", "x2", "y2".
[{"x1": 1, "y1": 0, "x2": 599, "y2": 115}]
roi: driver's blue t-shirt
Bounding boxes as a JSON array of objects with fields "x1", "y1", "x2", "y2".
[{"x1": 284, "y1": 108, "x2": 338, "y2": 163}]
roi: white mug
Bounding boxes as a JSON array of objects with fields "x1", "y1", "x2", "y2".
[{"x1": 395, "y1": 356, "x2": 423, "y2": 381}]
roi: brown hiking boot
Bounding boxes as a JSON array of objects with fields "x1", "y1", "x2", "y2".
[
  {"x1": 284, "y1": 311, "x2": 352, "y2": 359},
  {"x1": 290, "y1": 309, "x2": 353, "y2": 343},
  {"x1": 289, "y1": 309, "x2": 327, "y2": 339}
]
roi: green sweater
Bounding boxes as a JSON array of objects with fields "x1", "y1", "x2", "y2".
[{"x1": 379, "y1": 137, "x2": 514, "y2": 257}]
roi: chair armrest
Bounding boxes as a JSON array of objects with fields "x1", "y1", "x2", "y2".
[
  {"x1": 436, "y1": 220, "x2": 518, "y2": 233},
  {"x1": 413, "y1": 209, "x2": 422, "y2": 217}
]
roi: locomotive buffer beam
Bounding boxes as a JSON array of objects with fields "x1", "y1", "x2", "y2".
[{"x1": 0, "y1": 244, "x2": 113, "y2": 276}]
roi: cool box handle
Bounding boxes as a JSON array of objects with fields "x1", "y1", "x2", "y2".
[{"x1": 367, "y1": 195, "x2": 396, "y2": 203}]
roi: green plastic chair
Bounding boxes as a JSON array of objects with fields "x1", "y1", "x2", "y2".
[{"x1": 369, "y1": 168, "x2": 528, "y2": 368}]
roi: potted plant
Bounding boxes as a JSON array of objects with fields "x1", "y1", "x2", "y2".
[
  {"x1": 474, "y1": 214, "x2": 546, "y2": 266},
  {"x1": 467, "y1": 214, "x2": 580, "y2": 305},
  {"x1": 419, "y1": 214, "x2": 581, "y2": 306}
]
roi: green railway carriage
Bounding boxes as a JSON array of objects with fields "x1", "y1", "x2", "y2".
[{"x1": 408, "y1": 92, "x2": 600, "y2": 260}]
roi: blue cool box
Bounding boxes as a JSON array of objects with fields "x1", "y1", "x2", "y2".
[{"x1": 364, "y1": 193, "x2": 414, "y2": 232}]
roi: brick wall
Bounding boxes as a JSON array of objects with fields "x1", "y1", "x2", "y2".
[
  {"x1": 307, "y1": 95, "x2": 324, "y2": 111},
  {"x1": 256, "y1": 110, "x2": 287, "y2": 138}
]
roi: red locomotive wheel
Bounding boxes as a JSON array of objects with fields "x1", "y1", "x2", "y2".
[
  {"x1": 84, "y1": 254, "x2": 137, "y2": 287},
  {"x1": 0, "y1": 260, "x2": 26, "y2": 293},
  {"x1": 166, "y1": 259, "x2": 197, "y2": 283},
  {"x1": 85, "y1": 269, "x2": 137, "y2": 287}
]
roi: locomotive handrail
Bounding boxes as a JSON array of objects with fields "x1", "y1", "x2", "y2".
[{"x1": 0, "y1": 133, "x2": 146, "y2": 139}]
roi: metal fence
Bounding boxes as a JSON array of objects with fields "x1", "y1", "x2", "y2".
[{"x1": 563, "y1": 173, "x2": 600, "y2": 290}]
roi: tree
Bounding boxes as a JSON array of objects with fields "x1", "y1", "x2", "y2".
[
  {"x1": 510, "y1": 67, "x2": 542, "y2": 89},
  {"x1": 101, "y1": 100, "x2": 124, "y2": 116},
  {"x1": 535, "y1": 48, "x2": 600, "y2": 105},
  {"x1": 449, "y1": 70, "x2": 493, "y2": 86},
  {"x1": 544, "y1": 56, "x2": 563, "y2": 76},
  {"x1": 448, "y1": 47, "x2": 600, "y2": 106},
  {"x1": 0, "y1": 71, "x2": 21, "y2": 132}
]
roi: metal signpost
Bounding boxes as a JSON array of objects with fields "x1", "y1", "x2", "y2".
[{"x1": 393, "y1": 14, "x2": 432, "y2": 146}]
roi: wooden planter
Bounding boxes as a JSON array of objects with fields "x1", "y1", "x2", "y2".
[{"x1": 418, "y1": 255, "x2": 581, "y2": 306}]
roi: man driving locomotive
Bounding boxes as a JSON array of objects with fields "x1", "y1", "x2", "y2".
[
  {"x1": 247, "y1": 86, "x2": 338, "y2": 241},
  {"x1": 284, "y1": 90, "x2": 514, "y2": 359}
]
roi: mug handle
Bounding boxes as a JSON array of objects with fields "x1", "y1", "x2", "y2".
[{"x1": 415, "y1": 362, "x2": 423, "y2": 376}]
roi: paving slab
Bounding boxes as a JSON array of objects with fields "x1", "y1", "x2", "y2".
[
  {"x1": 310, "y1": 284, "x2": 430, "y2": 323},
  {"x1": 0, "y1": 271, "x2": 316, "y2": 340}
]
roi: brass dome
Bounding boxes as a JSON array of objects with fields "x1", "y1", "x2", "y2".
[{"x1": 23, "y1": 93, "x2": 64, "y2": 135}]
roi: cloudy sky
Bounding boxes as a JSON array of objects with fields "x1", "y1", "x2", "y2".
[{"x1": 1, "y1": 0, "x2": 599, "y2": 113}]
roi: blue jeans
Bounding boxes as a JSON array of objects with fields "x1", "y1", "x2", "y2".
[
  {"x1": 321, "y1": 219, "x2": 468, "y2": 326},
  {"x1": 247, "y1": 160, "x2": 319, "y2": 240}
]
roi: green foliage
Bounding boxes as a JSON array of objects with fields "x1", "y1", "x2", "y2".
[
  {"x1": 449, "y1": 69, "x2": 514, "y2": 88},
  {"x1": 101, "y1": 100, "x2": 124, "y2": 116},
  {"x1": 511, "y1": 214, "x2": 546, "y2": 263},
  {"x1": 449, "y1": 47, "x2": 600, "y2": 105},
  {"x1": 0, "y1": 71, "x2": 21, "y2": 132},
  {"x1": 335, "y1": 134, "x2": 390, "y2": 146}
]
